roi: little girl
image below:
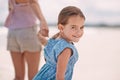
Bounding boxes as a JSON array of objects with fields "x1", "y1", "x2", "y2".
[{"x1": 33, "y1": 6, "x2": 85, "y2": 80}]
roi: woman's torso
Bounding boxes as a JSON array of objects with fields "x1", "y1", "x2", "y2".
[{"x1": 5, "y1": 0, "x2": 36, "y2": 29}]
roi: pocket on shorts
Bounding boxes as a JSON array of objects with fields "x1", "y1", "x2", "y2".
[{"x1": 32, "y1": 25, "x2": 38, "y2": 33}]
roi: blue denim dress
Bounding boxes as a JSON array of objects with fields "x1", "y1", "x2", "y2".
[{"x1": 33, "y1": 38, "x2": 79, "y2": 80}]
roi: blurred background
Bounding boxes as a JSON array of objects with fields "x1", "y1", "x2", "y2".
[
  {"x1": 0, "y1": 0, "x2": 120, "y2": 26},
  {"x1": 0, "y1": 0, "x2": 120, "y2": 80}
]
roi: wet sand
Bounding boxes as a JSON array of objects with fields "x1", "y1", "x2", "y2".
[{"x1": 0, "y1": 27, "x2": 120, "y2": 80}]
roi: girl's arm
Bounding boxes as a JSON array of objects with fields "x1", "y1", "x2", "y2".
[{"x1": 56, "y1": 48, "x2": 72, "y2": 80}]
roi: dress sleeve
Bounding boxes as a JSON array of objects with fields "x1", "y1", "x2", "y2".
[{"x1": 54, "y1": 40, "x2": 74, "y2": 61}]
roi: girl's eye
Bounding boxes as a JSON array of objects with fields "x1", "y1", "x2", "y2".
[
  {"x1": 71, "y1": 25, "x2": 76, "y2": 29},
  {"x1": 71, "y1": 26, "x2": 75, "y2": 29},
  {"x1": 80, "y1": 26, "x2": 84, "y2": 29}
]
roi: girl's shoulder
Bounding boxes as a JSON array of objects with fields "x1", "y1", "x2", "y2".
[
  {"x1": 56, "y1": 38, "x2": 73, "y2": 46},
  {"x1": 52, "y1": 38, "x2": 75, "y2": 51},
  {"x1": 47, "y1": 38, "x2": 68, "y2": 44},
  {"x1": 51, "y1": 38, "x2": 78, "y2": 61},
  {"x1": 45, "y1": 38, "x2": 75, "y2": 51}
]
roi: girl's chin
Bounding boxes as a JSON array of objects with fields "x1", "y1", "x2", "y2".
[
  {"x1": 73, "y1": 39, "x2": 80, "y2": 42},
  {"x1": 73, "y1": 41, "x2": 79, "y2": 43}
]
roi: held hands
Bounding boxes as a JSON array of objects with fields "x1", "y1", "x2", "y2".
[
  {"x1": 39, "y1": 21, "x2": 49, "y2": 37},
  {"x1": 38, "y1": 21, "x2": 49, "y2": 45},
  {"x1": 37, "y1": 31, "x2": 48, "y2": 46}
]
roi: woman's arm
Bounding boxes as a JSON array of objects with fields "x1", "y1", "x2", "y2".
[
  {"x1": 56, "y1": 48, "x2": 72, "y2": 80},
  {"x1": 29, "y1": 0, "x2": 49, "y2": 37}
]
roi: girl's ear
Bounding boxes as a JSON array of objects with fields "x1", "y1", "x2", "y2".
[{"x1": 58, "y1": 24, "x2": 64, "y2": 31}]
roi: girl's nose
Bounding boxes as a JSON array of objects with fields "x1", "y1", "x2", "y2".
[{"x1": 77, "y1": 29, "x2": 84, "y2": 36}]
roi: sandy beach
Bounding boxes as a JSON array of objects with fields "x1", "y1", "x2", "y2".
[{"x1": 0, "y1": 27, "x2": 120, "y2": 80}]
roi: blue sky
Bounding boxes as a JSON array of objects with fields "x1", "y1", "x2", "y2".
[{"x1": 0, "y1": 0, "x2": 120, "y2": 25}]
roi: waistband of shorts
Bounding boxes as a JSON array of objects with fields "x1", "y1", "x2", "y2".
[{"x1": 9, "y1": 24, "x2": 38, "y2": 31}]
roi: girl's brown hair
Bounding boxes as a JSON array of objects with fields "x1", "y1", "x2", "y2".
[{"x1": 52, "y1": 6, "x2": 85, "y2": 39}]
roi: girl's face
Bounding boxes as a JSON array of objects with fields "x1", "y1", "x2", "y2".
[{"x1": 59, "y1": 15, "x2": 85, "y2": 42}]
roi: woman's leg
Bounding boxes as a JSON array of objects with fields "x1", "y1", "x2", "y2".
[
  {"x1": 24, "y1": 51, "x2": 40, "y2": 80},
  {"x1": 10, "y1": 51, "x2": 25, "y2": 80}
]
